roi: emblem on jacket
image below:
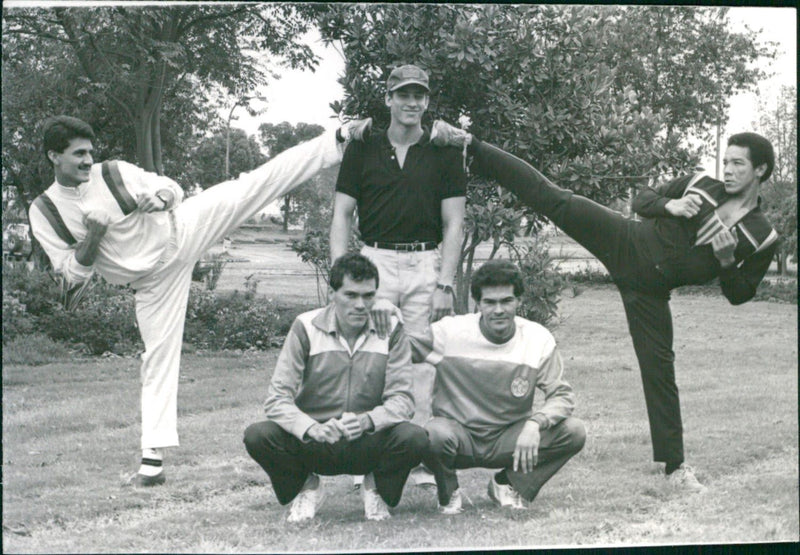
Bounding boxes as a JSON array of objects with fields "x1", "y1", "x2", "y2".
[{"x1": 510, "y1": 376, "x2": 530, "y2": 398}]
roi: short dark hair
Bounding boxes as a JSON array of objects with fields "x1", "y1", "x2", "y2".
[
  {"x1": 42, "y1": 116, "x2": 95, "y2": 162},
  {"x1": 329, "y1": 252, "x2": 380, "y2": 291},
  {"x1": 470, "y1": 259, "x2": 525, "y2": 301},
  {"x1": 727, "y1": 132, "x2": 775, "y2": 183}
]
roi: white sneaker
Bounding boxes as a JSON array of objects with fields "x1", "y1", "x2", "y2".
[
  {"x1": 439, "y1": 488, "x2": 464, "y2": 515},
  {"x1": 487, "y1": 477, "x2": 527, "y2": 510},
  {"x1": 362, "y1": 473, "x2": 391, "y2": 521},
  {"x1": 430, "y1": 120, "x2": 472, "y2": 148},
  {"x1": 339, "y1": 117, "x2": 373, "y2": 143},
  {"x1": 287, "y1": 476, "x2": 325, "y2": 523},
  {"x1": 666, "y1": 464, "x2": 707, "y2": 493}
]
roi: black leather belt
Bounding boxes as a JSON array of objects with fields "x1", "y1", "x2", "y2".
[{"x1": 368, "y1": 241, "x2": 438, "y2": 252}]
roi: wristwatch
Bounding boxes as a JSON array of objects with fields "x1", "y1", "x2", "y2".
[
  {"x1": 155, "y1": 191, "x2": 170, "y2": 209},
  {"x1": 436, "y1": 283, "x2": 454, "y2": 295}
]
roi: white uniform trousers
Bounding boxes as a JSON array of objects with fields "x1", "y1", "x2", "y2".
[
  {"x1": 360, "y1": 245, "x2": 439, "y2": 426},
  {"x1": 130, "y1": 131, "x2": 344, "y2": 449}
]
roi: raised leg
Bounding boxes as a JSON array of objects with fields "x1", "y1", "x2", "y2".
[
  {"x1": 175, "y1": 130, "x2": 344, "y2": 261},
  {"x1": 469, "y1": 140, "x2": 632, "y2": 275}
]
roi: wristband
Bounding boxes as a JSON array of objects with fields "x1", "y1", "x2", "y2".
[{"x1": 155, "y1": 191, "x2": 170, "y2": 209}]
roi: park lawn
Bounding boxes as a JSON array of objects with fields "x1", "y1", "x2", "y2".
[{"x1": 2, "y1": 286, "x2": 797, "y2": 552}]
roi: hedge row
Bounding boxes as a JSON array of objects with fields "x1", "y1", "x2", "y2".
[{"x1": 2, "y1": 261, "x2": 297, "y2": 356}]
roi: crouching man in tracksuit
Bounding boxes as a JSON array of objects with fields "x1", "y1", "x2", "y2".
[
  {"x1": 378, "y1": 259, "x2": 586, "y2": 514},
  {"x1": 243, "y1": 253, "x2": 428, "y2": 522}
]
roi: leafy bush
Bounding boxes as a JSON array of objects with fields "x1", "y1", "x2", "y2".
[
  {"x1": 3, "y1": 261, "x2": 308, "y2": 356},
  {"x1": 564, "y1": 265, "x2": 614, "y2": 285},
  {"x1": 2, "y1": 289, "x2": 35, "y2": 342},
  {"x1": 184, "y1": 284, "x2": 297, "y2": 351},
  {"x1": 2, "y1": 260, "x2": 62, "y2": 316},
  {"x1": 751, "y1": 279, "x2": 797, "y2": 304},
  {"x1": 3, "y1": 260, "x2": 140, "y2": 355},
  {"x1": 39, "y1": 285, "x2": 141, "y2": 356},
  {"x1": 2, "y1": 332, "x2": 74, "y2": 366},
  {"x1": 506, "y1": 236, "x2": 566, "y2": 327}
]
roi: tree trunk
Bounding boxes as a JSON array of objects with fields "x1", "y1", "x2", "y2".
[
  {"x1": 282, "y1": 196, "x2": 290, "y2": 231},
  {"x1": 454, "y1": 232, "x2": 471, "y2": 313},
  {"x1": 136, "y1": 114, "x2": 156, "y2": 172},
  {"x1": 148, "y1": 61, "x2": 168, "y2": 175},
  {"x1": 152, "y1": 103, "x2": 164, "y2": 175},
  {"x1": 777, "y1": 252, "x2": 787, "y2": 276},
  {"x1": 456, "y1": 231, "x2": 482, "y2": 314}
]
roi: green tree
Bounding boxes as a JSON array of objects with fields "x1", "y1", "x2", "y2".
[
  {"x1": 602, "y1": 6, "x2": 775, "y2": 144},
  {"x1": 316, "y1": 4, "x2": 667, "y2": 310},
  {"x1": 757, "y1": 85, "x2": 797, "y2": 275},
  {"x1": 1, "y1": 21, "x2": 219, "y2": 266},
  {"x1": 288, "y1": 166, "x2": 339, "y2": 232},
  {"x1": 2, "y1": 4, "x2": 318, "y2": 175},
  {"x1": 258, "y1": 121, "x2": 325, "y2": 230},
  {"x1": 3, "y1": 4, "x2": 319, "y2": 266},
  {"x1": 1, "y1": 20, "x2": 219, "y2": 200},
  {"x1": 758, "y1": 85, "x2": 797, "y2": 185},
  {"x1": 316, "y1": 4, "x2": 774, "y2": 310},
  {"x1": 760, "y1": 181, "x2": 797, "y2": 276},
  {"x1": 189, "y1": 128, "x2": 267, "y2": 189}
]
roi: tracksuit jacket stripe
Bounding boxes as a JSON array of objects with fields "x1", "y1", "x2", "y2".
[
  {"x1": 31, "y1": 193, "x2": 77, "y2": 246},
  {"x1": 682, "y1": 174, "x2": 778, "y2": 257},
  {"x1": 101, "y1": 160, "x2": 138, "y2": 215}
]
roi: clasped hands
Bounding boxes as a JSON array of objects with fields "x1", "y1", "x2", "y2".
[{"x1": 305, "y1": 412, "x2": 372, "y2": 444}]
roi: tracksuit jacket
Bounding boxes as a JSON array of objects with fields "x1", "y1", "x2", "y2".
[{"x1": 264, "y1": 304, "x2": 415, "y2": 440}]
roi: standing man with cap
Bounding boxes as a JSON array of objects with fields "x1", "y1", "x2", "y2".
[{"x1": 330, "y1": 64, "x2": 467, "y2": 485}]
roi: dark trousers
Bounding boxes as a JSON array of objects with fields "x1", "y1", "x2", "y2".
[
  {"x1": 243, "y1": 421, "x2": 428, "y2": 507},
  {"x1": 471, "y1": 140, "x2": 683, "y2": 465},
  {"x1": 423, "y1": 417, "x2": 586, "y2": 505}
]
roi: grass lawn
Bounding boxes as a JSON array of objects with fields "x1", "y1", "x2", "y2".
[{"x1": 2, "y1": 286, "x2": 797, "y2": 552}]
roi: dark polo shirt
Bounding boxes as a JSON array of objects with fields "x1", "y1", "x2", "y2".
[{"x1": 336, "y1": 129, "x2": 467, "y2": 244}]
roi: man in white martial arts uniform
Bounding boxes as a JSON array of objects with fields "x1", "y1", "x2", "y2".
[{"x1": 29, "y1": 115, "x2": 370, "y2": 486}]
